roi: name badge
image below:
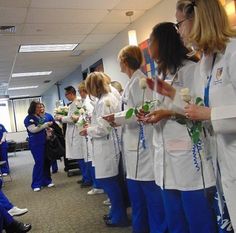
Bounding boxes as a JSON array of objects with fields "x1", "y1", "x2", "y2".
[{"x1": 214, "y1": 67, "x2": 223, "y2": 85}]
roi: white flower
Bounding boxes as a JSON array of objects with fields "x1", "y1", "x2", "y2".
[
  {"x1": 79, "y1": 108, "x2": 85, "y2": 115},
  {"x1": 139, "y1": 77, "x2": 147, "y2": 90},
  {"x1": 180, "y1": 88, "x2": 192, "y2": 103},
  {"x1": 105, "y1": 99, "x2": 111, "y2": 108}
]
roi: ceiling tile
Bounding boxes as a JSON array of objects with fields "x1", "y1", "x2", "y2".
[
  {"x1": 0, "y1": 0, "x2": 31, "y2": 8},
  {"x1": 77, "y1": 43, "x2": 105, "y2": 50},
  {"x1": 22, "y1": 23, "x2": 96, "y2": 35},
  {"x1": 0, "y1": 7, "x2": 27, "y2": 24},
  {"x1": 82, "y1": 34, "x2": 116, "y2": 44},
  {"x1": 30, "y1": 0, "x2": 120, "y2": 10},
  {"x1": 91, "y1": 23, "x2": 129, "y2": 34},
  {"x1": 114, "y1": 0, "x2": 161, "y2": 10},
  {"x1": 26, "y1": 8, "x2": 108, "y2": 24},
  {"x1": 101, "y1": 10, "x2": 145, "y2": 23}
]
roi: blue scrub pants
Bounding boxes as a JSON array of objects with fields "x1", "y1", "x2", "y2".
[
  {"x1": 97, "y1": 176, "x2": 128, "y2": 225},
  {"x1": 0, "y1": 144, "x2": 10, "y2": 174},
  {"x1": 0, "y1": 190, "x2": 13, "y2": 211},
  {"x1": 127, "y1": 179, "x2": 168, "y2": 233},
  {"x1": 78, "y1": 159, "x2": 91, "y2": 184},
  {"x1": 89, "y1": 164, "x2": 101, "y2": 189},
  {"x1": 51, "y1": 160, "x2": 58, "y2": 173},
  {"x1": 30, "y1": 144, "x2": 52, "y2": 189},
  {"x1": 0, "y1": 204, "x2": 14, "y2": 231},
  {"x1": 161, "y1": 188, "x2": 217, "y2": 233}
]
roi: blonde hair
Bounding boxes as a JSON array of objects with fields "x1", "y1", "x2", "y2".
[
  {"x1": 101, "y1": 73, "x2": 111, "y2": 84},
  {"x1": 118, "y1": 45, "x2": 143, "y2": 70},
  {"x1": 177, "y1": 0, "x2": 236, "y2": 54},
  {"x1": 85, "y1": 72, "x2": 110, "y2": 98},
  {"x1": 78, "y1": 81, "x2": 87, "y2": 93},
  {"x1": 111, "y1": 81, "x2": 123, "y2": 93}
]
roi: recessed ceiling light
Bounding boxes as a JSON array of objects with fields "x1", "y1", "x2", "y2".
[
  {"x1": 12, "y1": 71, "x2": 52, "y2": 78},
  {"x1": 8, "y1": 86, "x2": 38, "y2": 91},
  {"x1": 19, "y1": 44, "x2": 78, "y2": 53}
]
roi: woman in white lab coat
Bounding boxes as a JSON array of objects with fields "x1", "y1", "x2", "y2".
[
  {"x1": 76, "y1": 81, "x2": 103, "y2": 193},
  {"x1": 79, "y1": 72, "x2": 128, "y2": 227},
  {"x1": 105, "y1": 45, "x2": 167, "y2": 233},
  {"x1": 143, "y1": 22, "x2": 216, "y2": 233},
  {"x1": 173, "y1": 0, "x2": 236, "y2": 230}
]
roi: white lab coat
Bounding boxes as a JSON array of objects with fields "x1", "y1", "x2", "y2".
[
  {"x1": 191, "y1": 38, "x2": 236, "y2": 230},
  {"x1": 80, "y1": 96, "x2": 94, "y2": 163},
  {"x1": 153, "y1": 60, "x2": 216, "y2": 190},
  {"x1": 61, "y1": 99, "x2": 84, "y2": 159},
  {"x1": 110, "y1": 84, "x2": 121, "y2": 102},
  {"x1": 87, "y1": 92, "x2": 121, "y2": 179},
  {"x1": 114, "y1": 69, "x2": 155, "y2": 181}
]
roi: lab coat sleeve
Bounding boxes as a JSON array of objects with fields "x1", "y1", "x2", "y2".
[
  {"x1": 87, "y1": 97, "x2": 118, "y2": 138},
  {"x1": 27, "y1": 123, "x2": 49, "y2": 133},
  {"x1": 166, "y1": 61, "x2": 197, "y2": 114},
  {"x1": 211, "y1": 106, "x2": 236, "y2": 134},
  {"x1": 113, "y1": 110, "x2": 137, "y2": 126},
  {"x1": 61, "y1": 116, "x2": 74, "y2": 124},
  {"x1": 211, "y1": 50, "x2": 236, "y2": 134},
  {"x1": 87, "y1": 118, "x2": 111, "y2": 138}
]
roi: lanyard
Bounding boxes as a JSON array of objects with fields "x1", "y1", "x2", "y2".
[{"x1": 204, "y1": 53, "x2": 217, "y2": 107}]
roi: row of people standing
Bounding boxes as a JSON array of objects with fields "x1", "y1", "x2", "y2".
[{"x1": 77, "y1": 0, "x2": 236, "y2": 232}]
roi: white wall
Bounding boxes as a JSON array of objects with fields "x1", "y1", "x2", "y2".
[
  {"x1": 81, "y1": 0, "x2": 176, "y2": 88},
  {"x1": 42, "y1": 66, "x2": 83, "y2": 114},
  {"x1": 42, "y1": 0, "x2": 177, "y2": 110}
]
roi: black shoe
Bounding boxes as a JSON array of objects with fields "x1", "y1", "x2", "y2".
[
  {"x1": 5, "y1": 220, "x2": 32, "y2": 233},
  {"x1": 105, "y1": 219, "x2": 130, "y2": 228},
  {"x1": 103, "y1": 214, "x2": 111, "y2": 221},
  {"x1": 80, "y1": 182, "x2": 92, "y2": 188},
  {"x1": 77, "y1": 180, "x2": 83, "y2": 184}
]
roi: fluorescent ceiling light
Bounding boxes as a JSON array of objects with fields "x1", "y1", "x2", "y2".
[
  {"x1": 19, "y1": 44, "x2": 78, "y2": 53},
  {"x1": 12, "y1": 71, "x2": 52, "y2": 78},
  {"x1": 10, "y1": 94, "x2": 30, "y2": 98},
  {"x1": 8, "y1": 86, "x2": 38, "y2": 90}
]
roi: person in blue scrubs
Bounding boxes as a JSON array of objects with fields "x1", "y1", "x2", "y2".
[
  {"x1": 0, "y1": 179, "x2": 28, "y2": 217},
  {"x1": 0, "y1": 204, "x2": 31, "y2": 232},
  {"x1": 0, "y1": 123, "x2": 10, "y2": 175},
  {"x1": 40, "y1": 103, "x2": 58, "y2": 173},
  {"x1": 24, "y1": 101, "x2": 54, "y2": 192}
]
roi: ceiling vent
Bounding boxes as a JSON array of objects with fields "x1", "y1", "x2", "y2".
[{"x1": 0, "y1": 26, "x2": 16, "y2": 34}]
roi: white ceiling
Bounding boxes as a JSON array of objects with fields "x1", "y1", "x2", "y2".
[{"x1": 0, "y1": 0, "x2": 162, "y2": 97}]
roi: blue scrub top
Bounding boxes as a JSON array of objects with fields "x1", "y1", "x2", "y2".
[
  {"x1": 43, "y1": 112, "x2": 54, "y2": 123},
  {"x1": 0, "y1": 124, "x2": 7, "y2": 148},
  {"x1": 24, "y1": 115, "x2": 46, "y2": 146}
]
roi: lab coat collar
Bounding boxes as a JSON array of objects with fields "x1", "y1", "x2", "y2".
[{"x1": 122, "y1": 69, "x2": 145, "y2": 105}]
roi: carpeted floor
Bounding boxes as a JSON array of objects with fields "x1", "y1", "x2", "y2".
[{"x1": 3, "y1": 151, "x2": 132, "y2": 233}]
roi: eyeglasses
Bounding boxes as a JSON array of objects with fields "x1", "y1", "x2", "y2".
[{"x1": 175, "y1": 18, "x2": 188, "y2": 30}]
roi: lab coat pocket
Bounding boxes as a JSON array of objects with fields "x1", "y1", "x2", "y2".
[{"x1": 165, "y1": 139, "x2": 192, "y2": 157}]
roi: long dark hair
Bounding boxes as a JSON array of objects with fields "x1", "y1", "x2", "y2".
[
  {"x1": 28, "y1": 100, "x2": 41, "y2": 115},
  {"x1": 151, "y1": 22, "x2": 196, "y2": 76}
]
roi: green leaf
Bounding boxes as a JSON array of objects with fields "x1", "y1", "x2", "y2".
[
  {"x1": 142, "y1": 104, "x2": 149, "y2": 113},
  {"x1": 134, "y1": 108, "x2": 139, "y2": 116},
  {"x1": 192, "y1": 131, "x2": 200, "y2": 144},
  {"x1": 195, "y1": 97, "x2": 204, "y2": 106},
  {"x1": 125, "y1": 108, "x2": 134, "y2": 119}
]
